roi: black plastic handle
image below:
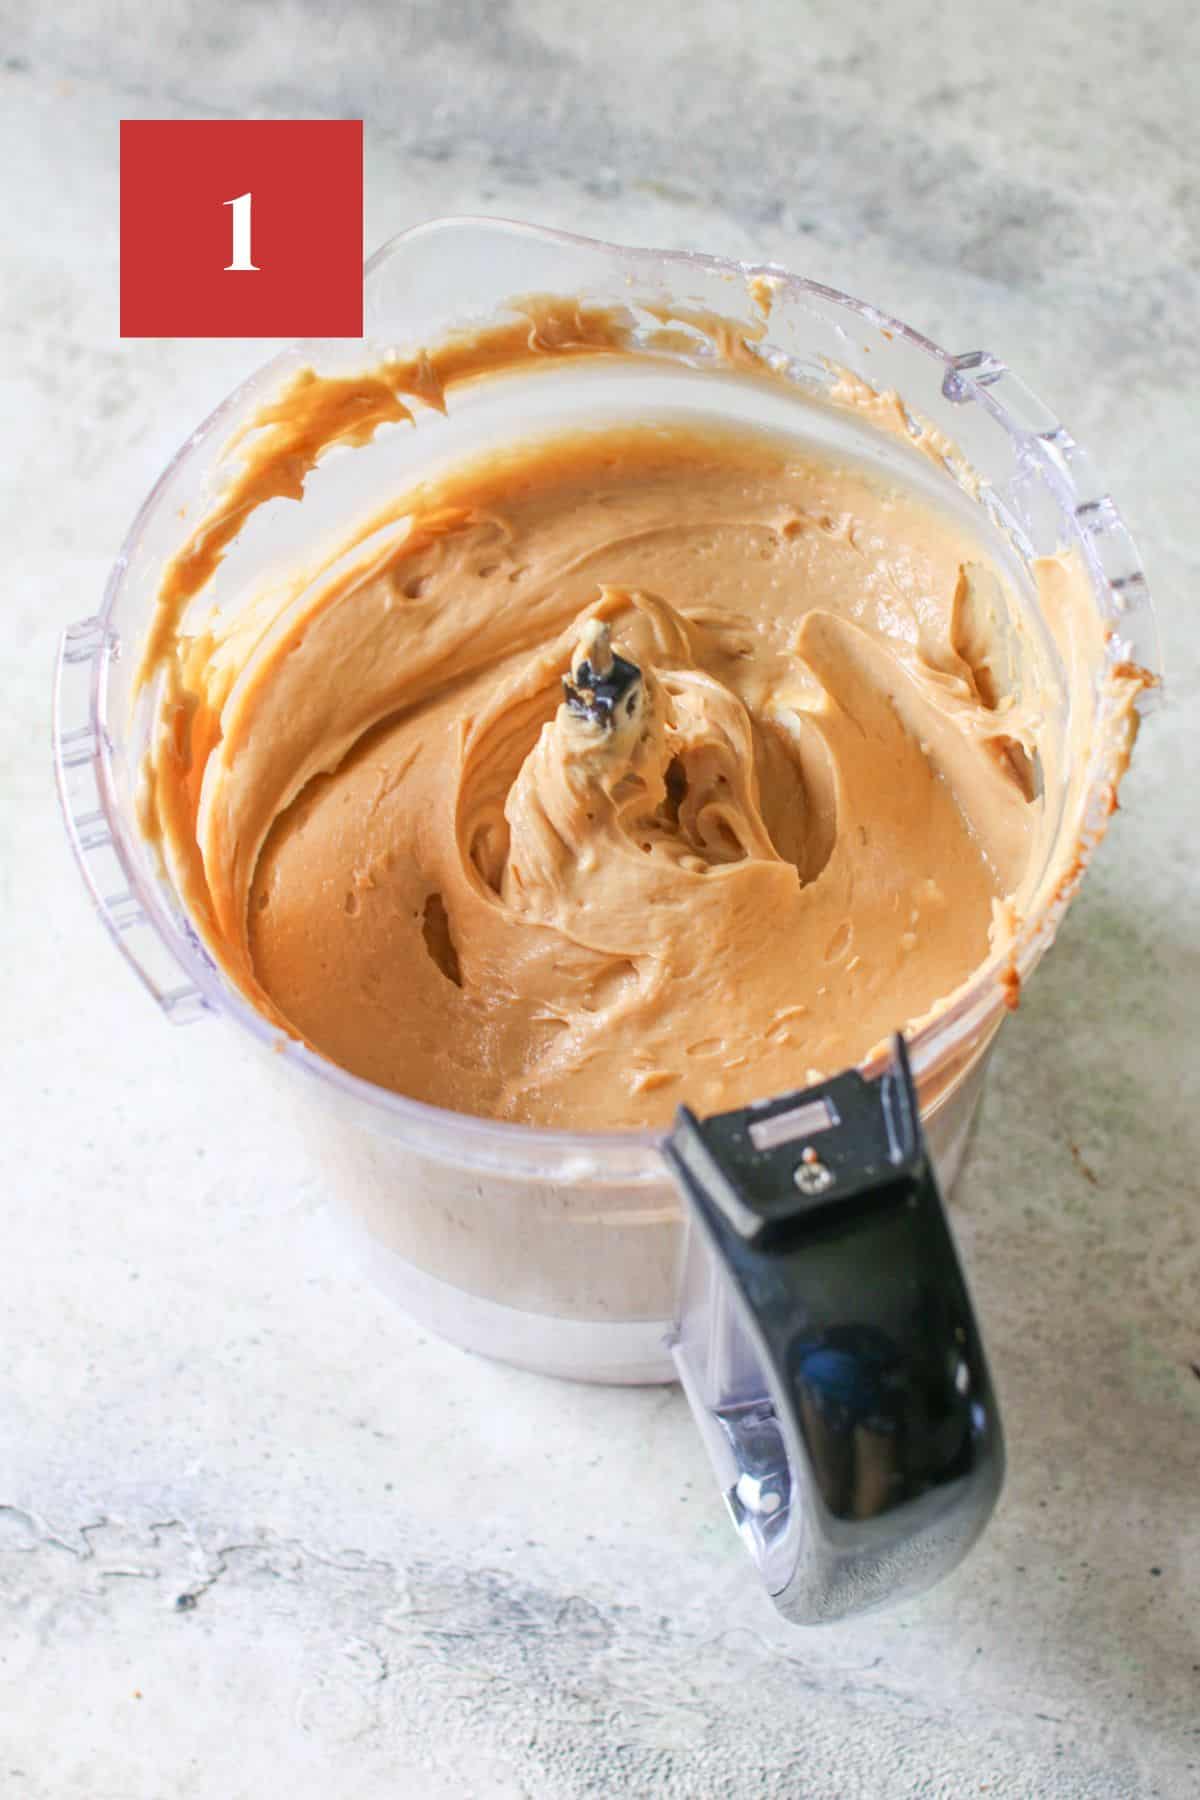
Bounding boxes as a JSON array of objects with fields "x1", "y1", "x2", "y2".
[{"x1": 664, "y1": 1037, "x2": 1004, "y2": 1624}]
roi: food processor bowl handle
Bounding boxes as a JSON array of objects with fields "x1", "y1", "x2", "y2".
[{"x1": 663, "y1": 1035, "x2": 1003, "y2": 1624}]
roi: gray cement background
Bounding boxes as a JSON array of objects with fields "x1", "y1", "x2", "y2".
[{"x1": 1, "y1": 2, "x2": 1197, "y2": 1794}]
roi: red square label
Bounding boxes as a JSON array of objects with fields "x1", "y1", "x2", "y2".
[{"x1": 120, "y1": 119, "x2": 363, "y2": 338}]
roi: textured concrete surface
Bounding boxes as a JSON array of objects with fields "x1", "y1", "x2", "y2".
[{"x1": 2, "y1": 2, "x2": 1198, "y2": 1794}]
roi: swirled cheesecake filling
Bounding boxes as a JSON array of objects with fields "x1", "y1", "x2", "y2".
[{"x1": 143, "y1": 410, "x2": 1078, "y2": 1128}]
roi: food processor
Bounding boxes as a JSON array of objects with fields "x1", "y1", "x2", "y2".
[{"x1": 54, "y1": 218, "x2": 1159, "y2": 1621}]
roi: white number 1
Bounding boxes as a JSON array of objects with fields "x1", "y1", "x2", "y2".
[{"x1": 223, "y1": 192, "x2": 259, "y2": 271}]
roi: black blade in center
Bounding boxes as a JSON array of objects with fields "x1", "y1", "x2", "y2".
[{"x1": 563, "y1": 651, "x2": 642, "y2": 729}]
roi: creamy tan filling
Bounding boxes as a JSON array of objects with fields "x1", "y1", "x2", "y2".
[{"x1": 142, "y1": 418, "x2": 1080, "y2": 1128}]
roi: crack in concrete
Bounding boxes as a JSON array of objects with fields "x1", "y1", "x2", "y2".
[
  {"x1": 0, "y1": 1502, "x2": 1170, "y2": 1795},
  {"x1": 0, "y1": 1503, "x2": 107, "y2": 1559},
  {"x1": 173, "y1": 1541, "x2": 267, "y2": 1612}
]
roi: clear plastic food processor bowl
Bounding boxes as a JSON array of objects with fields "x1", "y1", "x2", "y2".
[{"x1": 55, "y1": 218, "x2": 1160, "y2": 1385}]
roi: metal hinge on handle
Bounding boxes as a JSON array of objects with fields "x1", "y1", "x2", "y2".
[
  {"x1": 664, "y1": 1036, "x2": 1003, "y2": 1624},
  {"x1": 53, "y1": 617, "x2": 209, "y2": 1025}
]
